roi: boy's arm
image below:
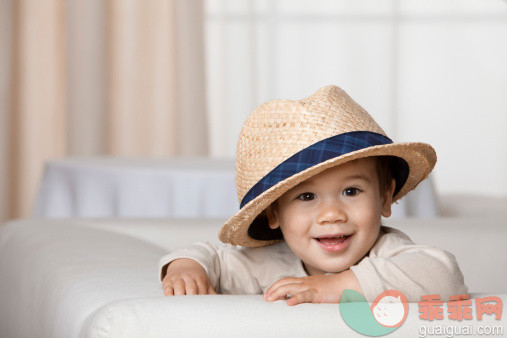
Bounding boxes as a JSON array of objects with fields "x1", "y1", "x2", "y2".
[
  {"x1": 349, "y1": 228, "x2": 468, "y2": 302},
  {"x1": 264, "y1": 269, "x2": 364, "y2": 306},
  {"x1": 159, "y1": 242, "x2": 267, "y2": 295},
  {"x1": 265, "y1": 228, "x2": 468, "y2": 305}
]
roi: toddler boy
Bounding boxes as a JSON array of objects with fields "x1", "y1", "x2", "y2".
[{"x1": 159, "y1": 85, "x2": 467, "y2": 305}]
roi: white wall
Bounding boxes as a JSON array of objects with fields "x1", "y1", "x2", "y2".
[{"x1": 204, "y1": 0, "x2": 507, "y2": 196}]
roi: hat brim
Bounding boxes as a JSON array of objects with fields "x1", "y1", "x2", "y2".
[{"x1": 218, "y1": 142, "x2": 436, "y2": 248}]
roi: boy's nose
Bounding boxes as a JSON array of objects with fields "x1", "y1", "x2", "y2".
[{"x1": 316, "y1": 200, "x2": 347, "y2": 224}]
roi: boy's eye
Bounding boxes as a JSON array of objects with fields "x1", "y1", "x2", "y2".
[
  {"x1": 297, "y1": 192, "x2": 315, "y2": 201},
  {"x1": 343, "y1": 187, "x2": 360, "y2": 197}
]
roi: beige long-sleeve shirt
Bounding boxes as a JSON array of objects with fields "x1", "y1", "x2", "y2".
[{"x1": 158, "y1": 226, "x2": 468, "y2": 302}]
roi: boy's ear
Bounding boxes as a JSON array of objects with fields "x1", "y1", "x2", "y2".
[
  {"x1": 264, "y1": 204, "x2": 279, "y2": 230},
  {"x1": 381, "y1": 179, "x2": 396, "y2": 218}
]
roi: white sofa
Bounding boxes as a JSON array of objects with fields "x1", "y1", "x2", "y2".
[{"x1": 0, "y1": 217, "x2": 506, "y2": 337}]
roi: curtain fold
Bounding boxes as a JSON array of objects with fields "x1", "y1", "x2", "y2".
[
  {"x1": 107, "y1": 0, "x2": 179, "y2": 156},
  {"x1": 10, "y1": 0, "x2": 67, "y2": 218},
  {"x1": 66, "y1": 0, "x2": 107, "y2": 155},
  {"x1": 1, "y1": 0, "x2": 208, "y2": 223},
  {"x1": 0, "y1": 0, "x2": 13, "y2": 222}
]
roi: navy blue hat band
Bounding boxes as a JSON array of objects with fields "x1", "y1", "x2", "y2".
[{"x1": 240, "y1": 131, "x2": 401, "y2": 209}]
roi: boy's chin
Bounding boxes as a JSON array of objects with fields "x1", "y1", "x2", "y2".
[{"x1": 309, "y1": 262, "x2": 352, "y2": 275}]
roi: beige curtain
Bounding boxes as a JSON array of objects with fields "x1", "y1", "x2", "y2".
[{"x1": 0, "y1": 0, "x2": 208, "y2": 223}]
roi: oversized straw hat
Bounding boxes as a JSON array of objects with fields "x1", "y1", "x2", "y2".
[{"x1": 219, "y1": 85, "x2": 436, "y2": 248}]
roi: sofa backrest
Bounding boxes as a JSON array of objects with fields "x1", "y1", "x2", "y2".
[{"x1": 89, "y1": 217, "x2": 507, "y2": 294}]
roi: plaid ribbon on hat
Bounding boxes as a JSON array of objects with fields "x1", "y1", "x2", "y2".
[{"x1": 240, "y1": 131, "x2": 393, "y2": 208}]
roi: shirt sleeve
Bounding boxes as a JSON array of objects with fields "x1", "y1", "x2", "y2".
[
  {"x1": 350, "y1": 226, "x2": 468, "y2": 302},
  {"x1": 158, "y1": 242, "x2": 260, "y2": 294},
  {"x1": 158, "y1": 242, "x2": 224, "y2": 287},
  {"x1": 158, "y1": 241, "x2": 307, "y2": 295}
]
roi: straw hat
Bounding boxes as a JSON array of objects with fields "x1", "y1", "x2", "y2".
[{"x1": 219, "y1": 85, "x2": 436, "y2": 248}]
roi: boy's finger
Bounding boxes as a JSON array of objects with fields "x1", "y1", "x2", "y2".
[
  {"x1": 265, "y1": 277, "x2": 301, "y2": 296},
  {"x1": 264, "y1": 284, "x2": 287, "y2": 301},
  {"x1": 265, "y1": 283, "x2": 304, "y2": 302},
  {"x1": 162, "y1": 278, "x2": 171, "y2": 294},
  {"x1": 173, "y1": 279, "x2": 186, "y2": 295},
  {"x1": 286, "y1": 290, "x2": 314, "y2": 306},
  {"x1": 266, "y1": 280, "x2": 301, "y2": 296},
  {"x1": 196, "y1": 278, "x2": 208, "y2": 295},
  {"x1": 184, "y1": 279, "x2": 199, "y2": 295},
  {"x1": 207, "y1": 285, "x2": 218, "y2": 295},
  {"x1": 162, "y1": 277, "x2": 171, "y2": 289},
  {"x1": 164, "y1": 285, "x2": 174, "y2": 296}
]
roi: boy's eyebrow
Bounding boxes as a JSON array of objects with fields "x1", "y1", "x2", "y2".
[
  {"x1": 293, "y1": 173, "x2": 372, "y2": 189},
  {"x1": 343, "y1": 174, "x2": 372, "y2": 182}
]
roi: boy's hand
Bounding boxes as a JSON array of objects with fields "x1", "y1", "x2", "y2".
[
  {"x1": 263, "y1": 269, "x2": 362, "y2": 306},
  {"x1": 162, "y1": 258, "x2": 217, "y2": 296}
]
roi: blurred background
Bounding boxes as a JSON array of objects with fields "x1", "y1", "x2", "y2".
[{"x1": 1, "y1": 0, "x2": 507, "y2": 224}]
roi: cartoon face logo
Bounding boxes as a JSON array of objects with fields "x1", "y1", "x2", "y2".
[
  {"x1": 340, "y1": 289, "x2": 409, "y2": 336},
  {"x1": 370, "y1": 290, "x2": 409, "y2": 328}
]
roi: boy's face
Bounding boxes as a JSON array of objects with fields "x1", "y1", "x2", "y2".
[{"x1": 265, "y1": 157, "x2": 395, "y2": 276}]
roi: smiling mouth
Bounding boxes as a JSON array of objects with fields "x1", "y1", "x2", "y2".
[
  {"x1": 315, "y1": 235, "x2": 350, "y2": 245},
  {"x1": 314, "y1": 234, "x2": 352, "y2": 252}
]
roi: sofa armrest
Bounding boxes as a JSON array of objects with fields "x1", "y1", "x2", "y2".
[{"x1": 83, "y1": 294, "x2": 507, "y2": 338}]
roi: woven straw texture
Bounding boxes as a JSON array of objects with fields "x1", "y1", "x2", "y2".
[{"x1": 220, "y1": 85, "x2": 436, "y2": 247}]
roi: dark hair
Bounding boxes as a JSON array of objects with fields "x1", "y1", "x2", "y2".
[{"x1": 374, "y1": 156, "x2": 395, "y2": 195}]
